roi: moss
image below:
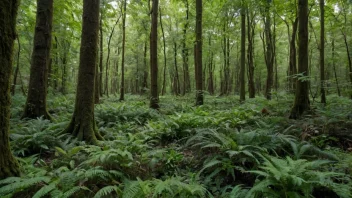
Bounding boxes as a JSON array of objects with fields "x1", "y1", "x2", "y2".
[{"x1": 0, "y1": 0, "x2": 21, "y2": 179}]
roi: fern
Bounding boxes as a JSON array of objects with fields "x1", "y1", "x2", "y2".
[
  {"x1": 93, "y1": 185, "x2": 121, "y2": 198},
  {"x1": 0, "y1": 176, "x2": 51, "y2": 196},
  {"x1": 247, "y1": 155, "x2": 351, "y2": 198}
]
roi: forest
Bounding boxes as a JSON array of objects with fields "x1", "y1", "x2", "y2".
[{"x1": 0, "y1": 0, "x2": 352, "y2": 197}]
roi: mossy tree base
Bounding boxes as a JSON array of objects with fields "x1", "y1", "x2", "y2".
[
  {"x1": 63, "y1": 116, "x2": 103, "y2": 145},
  {"x1": 63, "y1": 0, "x2": 102, "y2": 145},
  {"x1": 0, "y1": 149, "x2": 20, "y2": 179}
]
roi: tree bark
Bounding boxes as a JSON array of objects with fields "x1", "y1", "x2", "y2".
[
  {"x1": 160, "y1": 7, "x2": 167, "y2": 96},
  {"x1": 99, "y1": 2, "x2": 104, "y2": 97},
  {"x1": 331, "y1": 39, "x2": 341, "y2": 96},
  {"x1": 173, "y1": 42, "x2": 180, "y2": 95},
  {"x1": 119, "y1": 0, "x2": 127, "y2": 101},
  {"x1": 290, "y1": 0, "x2": 310, "y2": 119},
  {"x1": 182, "y1": 0, "x2": 190, "y2": 95},
  {"x1": 63, "y1": 0, "x2": 103, "y2": 144},
  {"x1": 11, "y1": 37, "x2": 20, "y2": 96},
  {"x1": 264, "y1": 0, "x2": 274, "y2": 100},
  {"x1": 150, "y1": 0, "x2": 160, "y2": 109},
  {"x1": 247, "y1": 10, "x2": 256, "y2": 98},
  {"x1": 240, "y1": 4, "x2": 246, "y2": 102},
  {"x1": 142, "y1": 42, "x2": 148, "y2": 94},
  {"x1": 320, "y1": 0, "x2": 326, "y2": 104},
  {"x1": 195, "y1": 0, "x2": 203, "y2": 105},
  {"x1": 22, "y1": 0, "x2": 53, "y2": 120},
  {"x1": 0, "y1": 0, "x2": 21, "y2": 179}
]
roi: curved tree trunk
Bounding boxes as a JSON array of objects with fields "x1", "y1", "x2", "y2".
[
  {"x1": 0, "y1": 0, "x2": 21, "y2": 179},
  {"x1": 150, "y1": 0, "x2": 160, "y2": 109},
  {"x1": 290, "y1": 0, "x2": 310, "y2": 119},
  {"x1": 63, "y1": 0, "x2": 103, "y2": 144},
  {"x1": 159, "y1": 7, "x2": 167, "y2": 96},
  {"x1": 22, "y1": 0, "x2": 53, "y2": 120}
]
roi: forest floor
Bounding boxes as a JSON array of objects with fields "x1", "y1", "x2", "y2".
[{"x1": 1, "y1": 93, "x2": 352, "y2": 198}]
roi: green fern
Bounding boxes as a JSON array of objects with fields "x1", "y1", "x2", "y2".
[{"x1": 93, "y1": 185, "x2": 122, "y2": 198}]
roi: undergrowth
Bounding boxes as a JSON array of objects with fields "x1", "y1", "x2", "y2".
[{"x1": 1, "y1": 94, "x2": 351, "y2": 197}]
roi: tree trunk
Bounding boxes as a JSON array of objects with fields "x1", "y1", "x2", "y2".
[
  {"x1": 240, "y1": 4, "x2": 246, "y2": 102},
  {"x1": 12, "y1": 37, "x2": 21, "y2": 96},
  {"x1": 150, "y1": 0, "x2": 160, "y2": 109},
  {"x1": 290, "y1": 0, "x2": 310, "y2": 119},
  {"x1": 182, "y1": 0, "x2": 190, "y2": 95},
  {"x1": 142, "y1": 42, "x2": 148, "y2": 94},
  {"x1": 0, "y1": 0, "x2": 21, "y2": 179},
  {"x1": 119, "y1": 0, "x2": 127, "y2": 101},
  {"x1": 174, "y1": 42, "x2": 180, "y2": 95},
  {"x1": 247, "y1": 10, "x2": 255, "y2": 98},
  {"x1": 105, "y1": 15, "x2": 120, "y2": 97},
  {"x1": 22, "y1": 0, "x2": 53, "y2": 120},
  {"x1": 195, "y1": 0, "x2": 203, "y2": 105},
  {"x1": 63, "y1": 0, "x2": 103, "y2": 144},
  {"x1": 264, "y1": 0, "x2": 274, "y2": 100},
  {"x1": 99, "y1": 4, "x2": 104, "y2": 97},
  {"x1": 320, "y1": 0, "x2": 326, "y2": 104},
  {"x1": 160, "y1": 7, "x2": 167, "y2": 96},
  {"x1": 289, "y1": 18, "x2": 298, "y2": 92},
  {"x1": 331, "y1": 39, "x2": 341, "y2": 96}
]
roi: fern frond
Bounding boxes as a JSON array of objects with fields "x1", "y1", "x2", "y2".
[{"x1": 93, "y1": 185, "x2": 121, "y2": 198}]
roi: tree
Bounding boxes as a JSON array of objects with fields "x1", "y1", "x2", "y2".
[
  {"x1": 263, "y1": 0, "x2": 274, "y2": 100},
  {"x1": 63, "y1": 0, "x2": 103, "y2": 144},
  {"x1": 195, "y1": 0, "x2": 203, "y2": 105},
  {"x1": 247, "y1": 8, "x2": 256, "y2": 98},
  {"x1": 22, "y1": 0, "x2": 53, "y2": 120},
  {"x1": 0, "y1": 0, "x2": 21, "y2": 179},
  {"x1": 119, "y1": 0, "x2": 127, "y2": 101},
  {"x1": 290, "y1": 0, "x2": 310, "y2": 119},
  {"x1": 320, "y1": 0, "x2": 326, "y2": 104},
  {"x1": 150, "y1": 0, "x2": 160, "y2": 109},
  {"x1": 240, "y1": 3, "x2": 246, "y2": 102}
]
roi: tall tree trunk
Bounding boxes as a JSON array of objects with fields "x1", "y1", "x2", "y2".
[
  {"x1": 0, "y1": 0, "x2": 21, "y2": 179},
  {"x1": 119, "y1": 0, "x2": 127, "y2": 101},
  {"x1": 264, "y1": 0, "x2": 274, "y2": 100},
  {"x1": 331, "y1": 39, "x2": 341, "y2": 96},
  {"x1": 12, "y1": 37, "x2": 21, "y2": 96},
  {"x1": 142, "y1": 42, "x2": 148, "y2": 94},
  {"x1": 99, "y1": 7, "x2": 103, "y2": 97},
  {"x1": 182, "y1": 0, "x2": 190, "y2": 95},
  {"x1": 22, "y1": 0, "x2": 53, "y2": 120},
  {"x1": 247, "y1": 10, "x2": 256, "y2": 98},
  {"x1": 174, "y1": 42, "x2": 180, "y2": 95},
  {"x1": 240, "y1": 4, "x2": 246, "y2": 102},
  {"x1": 105, "y1": 15, "x2": 120, "y2": 97},
  {"x1": 289, "y1": 18, "x2": 298, "y2": 92},
  {"x1": 95, "y1": 56, "x2": 100, "y2": 104},
  {"x1": 207, "y1": 37, "x2": 214, "y2": 95},
  {"x1": 320, "y1": 0, "x2": 326, "y2": 104},
  {"x1": 195, "y1": 0, "x2": 203, "y2": 105},
  {"x1": 290, "y1": 0, "x2": 310, "y2": 119},
  {"x1": 150, "y1": 0, "x2": 160, "y2": 109},
  {"x1": 61, "y1": 41, "x2": 70, "y2": 95},
  {"x1": 63, "y1": 0, "x2": 103, "y2": 144},
  {"x1": 160, "y1": 7, "x2": 167, "y2": 96}
]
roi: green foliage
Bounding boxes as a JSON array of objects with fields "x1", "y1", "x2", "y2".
[
  {"x1": 247, "y1": 155, "x2": 352, "y2": 198},
  {"x1": 3, "y1": 95, "x2": 352, "y2": 197},
  {"x1": 10, "y1": 118, "x2": 70, "y2": 156},
  {"x1": 123, "y1": 177, "x2": 209, "y2": 198}
]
